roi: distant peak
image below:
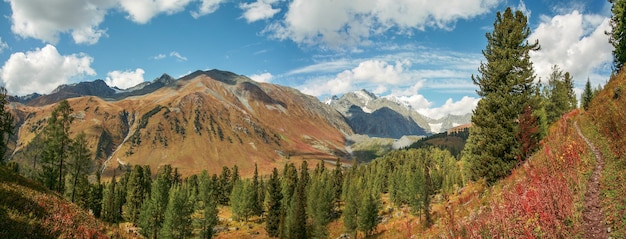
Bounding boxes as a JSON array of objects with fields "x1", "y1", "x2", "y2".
[{"x1": 353, "y1": 89, "x2": 377, "y2": 102}]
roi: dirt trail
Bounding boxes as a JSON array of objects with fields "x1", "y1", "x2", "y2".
[{"x1": 575, "y1": 122, "x2": 608, "y2": 239}]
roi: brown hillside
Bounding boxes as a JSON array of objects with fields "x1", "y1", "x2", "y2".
[{"x1": 9, "y1": 70, "x2": 352, "y2": 178}]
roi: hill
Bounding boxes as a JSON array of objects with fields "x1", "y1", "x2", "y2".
[
  {"x1": 8, "y1": 70, "x2": 353, "y2": 178},
  {"x1": 0, "y1": 165, "x2": 122, "y2": 238}
]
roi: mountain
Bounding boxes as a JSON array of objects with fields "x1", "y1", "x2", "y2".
[
  {"x1": 9, "y1": 69, "x2": 352, "y2": 178},
  {"x1": 328, "y1": 89, "x2": 471, "y2": 138}
]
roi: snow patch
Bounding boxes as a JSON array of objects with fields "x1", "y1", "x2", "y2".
[{"x1": 362, "y1": 106, "x2": 374, "y2": 113}]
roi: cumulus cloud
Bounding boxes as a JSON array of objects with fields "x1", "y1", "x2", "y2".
[
  {"x1": 265, "y1": 0, "x2": 500, "y2": 47},
  {"x1": 191, "y1": 0, "x2": 227, "y2": 18},
  {"x1": 6, "y1": 0, "x2": 114, "y2": 44},
  {"x1": 119, "y1": 0, "x2": 193, "y2": 24},
  {"x1": 529, "y1": 11, "x2": 613, "y2": 86},
  {"x1": 416, "y1": 96, "x2": 479, "y2": 119},
  {"x1": 240, "y1": 0, "x2": 280, "y2": 23},
  {"x1": 0, "y1": 44, "x2": 95, "y2": 95},
  {"x1": 105, "y1": 68, "x2": 145, "y2": 89},
  {"x1": 249, "y1": 72, "x2": 273, "y2": 83}
]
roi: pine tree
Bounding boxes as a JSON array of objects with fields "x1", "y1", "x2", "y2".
[
  {"x1": 544, "y1": 66, "x2": 576, "y2": 123},
  {"x1": 139, "y1": 166, "x2": 173, "y2": 239},
  {"x1": 0, "y1": 87, "x2": 13, "y2": 163},
  {"x1": 197, "y1": 170, "x2": 219, "y2": 239},
  {"x1": 124, "y1": 165, "x2": 148, "y2": 224},
  {"x1": 251, "y1": 163, "x2": 262, "y2": 216},
  {"x1": 463, "y1": 7, "x2": 539, "y2": 184},
  {"x1": 609, "y1": 0, "x2": 626, "y2": 71},
  {"x1": 230, "y1": 179, "x2": 255, "y2": 222},
  {"x1": 159, "y1": 184, "x2": 193, "y2": 239},
  {"x1": 286, "y1": 161, "x2": 308, "y2": 239},
  {"x1": 582, "y1": 78, "x2": 594, "y2": 110},
  {"x1": 357, "y1": 192, "x2": 381, "y2": 237},
  {"x1": 64, "y1": 132, "x2": 92, "y2": 208},
  {"x1": 40, "y1": 100, "x2": 74, "y2": 193},
  {"x1": 265, "y1": 168, "x2": 282, "y2": 238},
  {"x1": 102, "y1": 175, "x2": 121, "y2": 223},
  {"x1": 217, "y1": 166, "x2": 232, "y2": 205},
  {"x1": 88, "y1": 171, "x2": 104, "y2": 218},
  {"x1": 333, "y1": 158, "x2": 343, "y2": 209},
  {"x1": 343, "y1": 175, "x2": 362, "y2": 238},
  {"x1": 306, "y1": 171, "x2": 334, "y2": 238}
]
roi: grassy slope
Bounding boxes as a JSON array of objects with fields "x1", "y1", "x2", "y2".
[{"x1": 0, "y1": 166, "x2": 133, "y2": 239}]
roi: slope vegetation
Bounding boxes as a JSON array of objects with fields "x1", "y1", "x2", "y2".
[{"x1": 0, "y1": 165, "x2": 118, "y2": 238}]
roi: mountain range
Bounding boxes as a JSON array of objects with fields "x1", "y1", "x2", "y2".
[{"x1": 7, "y1": 70, "x2": 470, "y2": 177}]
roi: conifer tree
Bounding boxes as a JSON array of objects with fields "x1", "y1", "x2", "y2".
[
  {"x1": 544, "y1": 66, "x2": 576, "y2": 123},
  {"x1": 342, "y1": 175, "x2": 362, "y2": 239},
  {"x1": 40, "y1": 100, "x2": 74, "y2": 193},
  {"x1": 306, "y1": 171, "x2": 334, "y2": 238},
  {"x1": 197, "y1": 170, "x2": 218, "y2": 239},
  {"x1": 582, "y1": 78, "x2": 594, "y2": 110},
  {"x1": 286, "y1": 161, "x2": 308, "y2": 239},
  {"x1": 333, "y1": 158, "x2": 343, "y2": 209},
  {"x1": 124, "y1": 165, "x2": 148, "y2": 224},
  {"x1": 265, "y1": 168, "x2": 282, "y2": 238},
  {"x1": 217, "y1": 166, "x2": 232, "y2": 205},
  {"x1": 160, "y1": 184, "x2": 193, "y2": 239},
  {"x1": 463, "y1": 7, "x2": 539, "y2": 184},
  {"x1": 251, "y1": 163, "x2": 262, "y2": 216},
  {"x1": 139, "y1": 166, "x2": 173, "y2": 239},
  {"x1": 357, "y1": 192, "x2": 381, "y2": 237},
  {"x1": 609, "y1": 0, "x2": 626, "y2": 71},
  {"x1": 102, "y1": 175, "x2": 122, "y2": 223},
  {"x1": 230, "y1": 179, "x2": 256, "y2": 222},
  {"x1": 65, "y1": 132, "x2": 92, "y2": 208},
  {"x1": 88, "y1": 171, "x2": 104, "y2": 218},
  {"x1": 0, "y1": 87, "x2": 13, "y2": 163}
]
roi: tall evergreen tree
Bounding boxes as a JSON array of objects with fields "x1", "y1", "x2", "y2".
[
  {"x1": 544, "y1": 66, "x2": 576, "y2": 123},
  {"x1": 124, "y1": 165, "x2": 148, "y2": 224},
  {"x1": 230, "y1": 179, "x2": 255, "y2": 222},
  {"x1": 40, "y1": 100, "x2": 74, "y2": 193},
  {"x1": 159, "y1": 184, "x2": 193, "y2": 239},
  {"x1": 88, "y1": 171, "x2": 104, "y2": 218},
  {"x1": 286, "y1": 161, "x2": 308, "y2": 239},
  {"x1": 217, "y1": 166, "x2": 232, "y2": 205},
  {"x1": 463, "y1": 7, "x2": 539, "y2": 184},
  {"x1": 139, "y1": 165, "x2": 174, "y2": 239},
  {"x1": 265, "y1": 168, "x2": 282, "y2": 238},
  {"x1": 0, "y1": 87, "x2": 13, "y2": 163},
  {"x1": 197, "y1": 170, "x2": 219, "y2": 239},
  {"x1": 65, "y1": 132, "x2": 92, "y2": 208},
  {"x1": 101, "y1": 175, "x2": 122, "y2": 223},
  {"x1": 609, "y1": 0, "x2": 626, "y2": 71},
  {"x1": 306, "y1": 171, "x2": 334, "y2": 238},
  {"x1": 357, "y1": 192, "x2": 381, "y2": 237},
  {"x1": 582, "y1": 78, "x2": 594, "y2": 110},
  {"x1": 251, "y1": 163, "x2": 262, "y2": 216}
]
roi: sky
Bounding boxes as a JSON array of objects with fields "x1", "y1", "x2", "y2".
[{"x1": 0, "y1": 0, "x2": 614, "y2": 119}]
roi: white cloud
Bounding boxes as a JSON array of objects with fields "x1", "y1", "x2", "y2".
[
  {"x1": 0, "y1": 38, "x2": 7, "y2": 53},
  {"x1": 119, "y1": 0, "x2": 193, "y2": 24},
  {"x1": 169, "y1": 51, "x2": 187, "y2": 61},
  {"x1": 416, "y1": 96, "x2": 479, "y2": 119},
  {"x1": 153, "y1": 52, "x2": 187, "y2": 61},
  {"x1": 0, "y1": 44, "x2": 95, "y2": 95},
  {"x1": 153, "y1": 53, "x2": 167, "y2": 60},
  {"x1": 105, "y1": 68, "x2": 145, "y2": 89},
  {"x1": 6, "y1": 0, "x2": 115, "y2": 44},
  {"x1": 529, "y1": 11, "x2": 613, "y2": 86},
  {"x1": 240, "y1": 0, "x2": 280, "y2": 23},
  {"x1": 249, "y1": 72, "x2": 273, "y2": 83},
  {"x1": 191, "y1": 0, "x2": 227, "y2": 19},
  {"x1": 265, "y1": 0, "x2": 500, "y2": 47}
]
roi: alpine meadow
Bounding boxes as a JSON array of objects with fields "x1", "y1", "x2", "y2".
[{"x1": 0, "y1": 1, "x2": 624, "y2": 239}]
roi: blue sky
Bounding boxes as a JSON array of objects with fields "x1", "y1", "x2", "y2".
[{"x1": 0, "y1": 0, "x2": 614, "y2": 119}]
